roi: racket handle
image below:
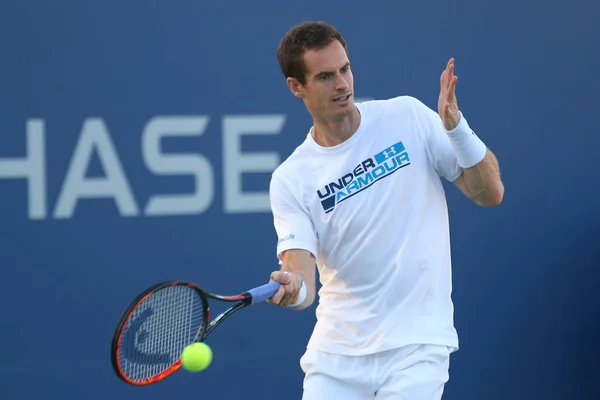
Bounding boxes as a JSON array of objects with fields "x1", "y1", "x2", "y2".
[{"x1": 247, "y1": 281, "x2": 281, "y2": 304}]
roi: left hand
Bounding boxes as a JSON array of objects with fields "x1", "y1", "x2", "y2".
[{"x1": 437, "y1": 58, "x2": 461, "y2": 131}]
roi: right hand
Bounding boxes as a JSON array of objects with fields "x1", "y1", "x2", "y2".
[{"x1": 267, "y1": 270, "x2": 303, "y2": 307}]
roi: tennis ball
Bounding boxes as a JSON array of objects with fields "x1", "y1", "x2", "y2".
[{"x1": 180, "y1": 342, "x2": 213, "y2": 372}]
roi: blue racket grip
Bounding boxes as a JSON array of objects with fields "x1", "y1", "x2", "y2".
[{"x1": 247, "y1": 281, "x2": 281, "y2": 304}]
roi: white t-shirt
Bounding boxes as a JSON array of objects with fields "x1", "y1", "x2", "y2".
[{"x1": 269, "y1": 95, "x2": 463, "y2": 356}]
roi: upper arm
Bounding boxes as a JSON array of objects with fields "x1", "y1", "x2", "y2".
[{"x1": 269, "y1": 173, "x2": 318, "y2": 264}]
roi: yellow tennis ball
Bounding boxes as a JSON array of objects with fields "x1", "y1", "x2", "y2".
[{"x1": 180, "y1": 342, "x2": 212, "y2": 372}]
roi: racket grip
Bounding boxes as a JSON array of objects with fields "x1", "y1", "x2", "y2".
[{"x1": 248, "y1": 282, "x2": 281, "y2": 304}]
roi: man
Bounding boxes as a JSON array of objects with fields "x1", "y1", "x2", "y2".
[{"x1": 266, "y1": 21, "x2": 504, "y2": 399}]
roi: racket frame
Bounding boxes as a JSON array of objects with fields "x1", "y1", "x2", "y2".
[{"x1": 110, "y1": 280, "x2": 265, "y2": 386}]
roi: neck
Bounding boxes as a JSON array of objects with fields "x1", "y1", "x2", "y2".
[{"x1": 311, "y1": 106, "x2": 361, "y2": 147}]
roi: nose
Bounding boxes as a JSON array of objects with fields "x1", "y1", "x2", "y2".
[{"x1": 335, "y1": 73, "x2": 349, "y2": 91}]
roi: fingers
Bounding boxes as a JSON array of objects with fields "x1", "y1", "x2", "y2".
[
  {"x1": 444, "y1": 59, "x2": 458, "y2": 105},
  {"x1": 267, "y1": 285, "x2": 287, "y2": 305},
  {"x1": 448, "y1": 75, "x2": 458, "y2": 100},
  {"x1": 440, "y1": 58, "x2": 455, "y2": 91},
  {"x1": 440, "y1": 67, "x2": 446, "y2": 87},
  {"x1": 270, "y1": 270, "x2": 292, "y2": 284},
  {"x1": 437, "y1": 58, "x2": 460, "y2": 129},
  {"x1": 266, "y1": 271, "x2": 302, "y2": 307},
  {"x1": 267, "y1": 271, "x2": 290, "y2": 305}
]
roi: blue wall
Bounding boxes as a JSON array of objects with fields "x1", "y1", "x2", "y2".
[{"x1": 1, "y1": 1, "x2": 598, "y2": 399}]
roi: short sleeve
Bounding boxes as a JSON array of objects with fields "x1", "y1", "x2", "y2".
[
  {"x1": 269, "y1": 173, "x2": 318, "y2": 261},
  {"x1": 409, "y1": 97, "x2": 462, "y2": 182}
]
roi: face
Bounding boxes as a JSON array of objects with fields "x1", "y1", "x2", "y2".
[{"x1": 288, "y1": 40, "x2": 354, "y2": 121}]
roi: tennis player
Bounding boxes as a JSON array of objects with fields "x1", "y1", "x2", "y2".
[{"x1": 266, "y1": 21, "x2": 504, "y2": 399}]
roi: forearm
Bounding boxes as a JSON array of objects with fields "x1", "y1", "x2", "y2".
[
  {"x1": 445, "y1": 112, "x2": 504, "y2": 206},
  {"x1": 280, "y1": 249, "x2": 317, "y2": 310},
  {"x1": 460, "y1": 148, "x2": 504, "y2": 206}
]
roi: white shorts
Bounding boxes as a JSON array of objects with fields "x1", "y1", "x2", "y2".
[{"x1": 300, "y1": 344, "x2": 453, "y2": 400}]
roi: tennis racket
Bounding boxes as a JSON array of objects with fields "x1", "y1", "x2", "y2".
[{"x1": 110, "y1": 280, "x2": 281, "y2": 386}]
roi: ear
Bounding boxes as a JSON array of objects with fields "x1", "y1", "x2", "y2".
[{"x1": 286, "y1": 77, "x2": 304, "y2": 99}]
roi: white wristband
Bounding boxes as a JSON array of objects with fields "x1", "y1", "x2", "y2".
[
  {"x1": 286, "y1": 278, "x2": 307, "y2": 308},
  {"x1": 445, "y1": 112, "x2": 487, "y2": 168}
]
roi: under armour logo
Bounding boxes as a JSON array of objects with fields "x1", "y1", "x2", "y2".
[{"x1": 383, "y1": 146, "x2": 397, "y2": 158}]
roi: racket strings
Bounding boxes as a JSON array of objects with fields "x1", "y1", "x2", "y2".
[{"x1": 118, "y1": 285, "x2": 204, "y2": 381}]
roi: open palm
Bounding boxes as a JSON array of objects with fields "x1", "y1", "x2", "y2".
[{"x1": 438, "y1": 58, "x2": 461, "y2": 131}]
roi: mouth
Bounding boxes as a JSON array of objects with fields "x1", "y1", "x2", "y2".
[{"x1": 332, "y1": 93, "x2": 352, "y2": 102}]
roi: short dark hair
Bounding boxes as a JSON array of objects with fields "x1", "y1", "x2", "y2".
[{"x1": 277, "y1": 21, "x2": 348, "y2": 85}]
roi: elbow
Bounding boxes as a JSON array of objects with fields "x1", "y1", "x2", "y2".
[
  {"x1": 477, "y1": 182, "x2": 504, "y2": 207},
  {"x1": 491, "y1": 181, "x2": 505, "y2": 206}
]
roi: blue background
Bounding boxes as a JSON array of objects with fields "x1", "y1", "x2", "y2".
[{"x1": 1, "y1": 1, "x2": 598, "y2": 399}]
